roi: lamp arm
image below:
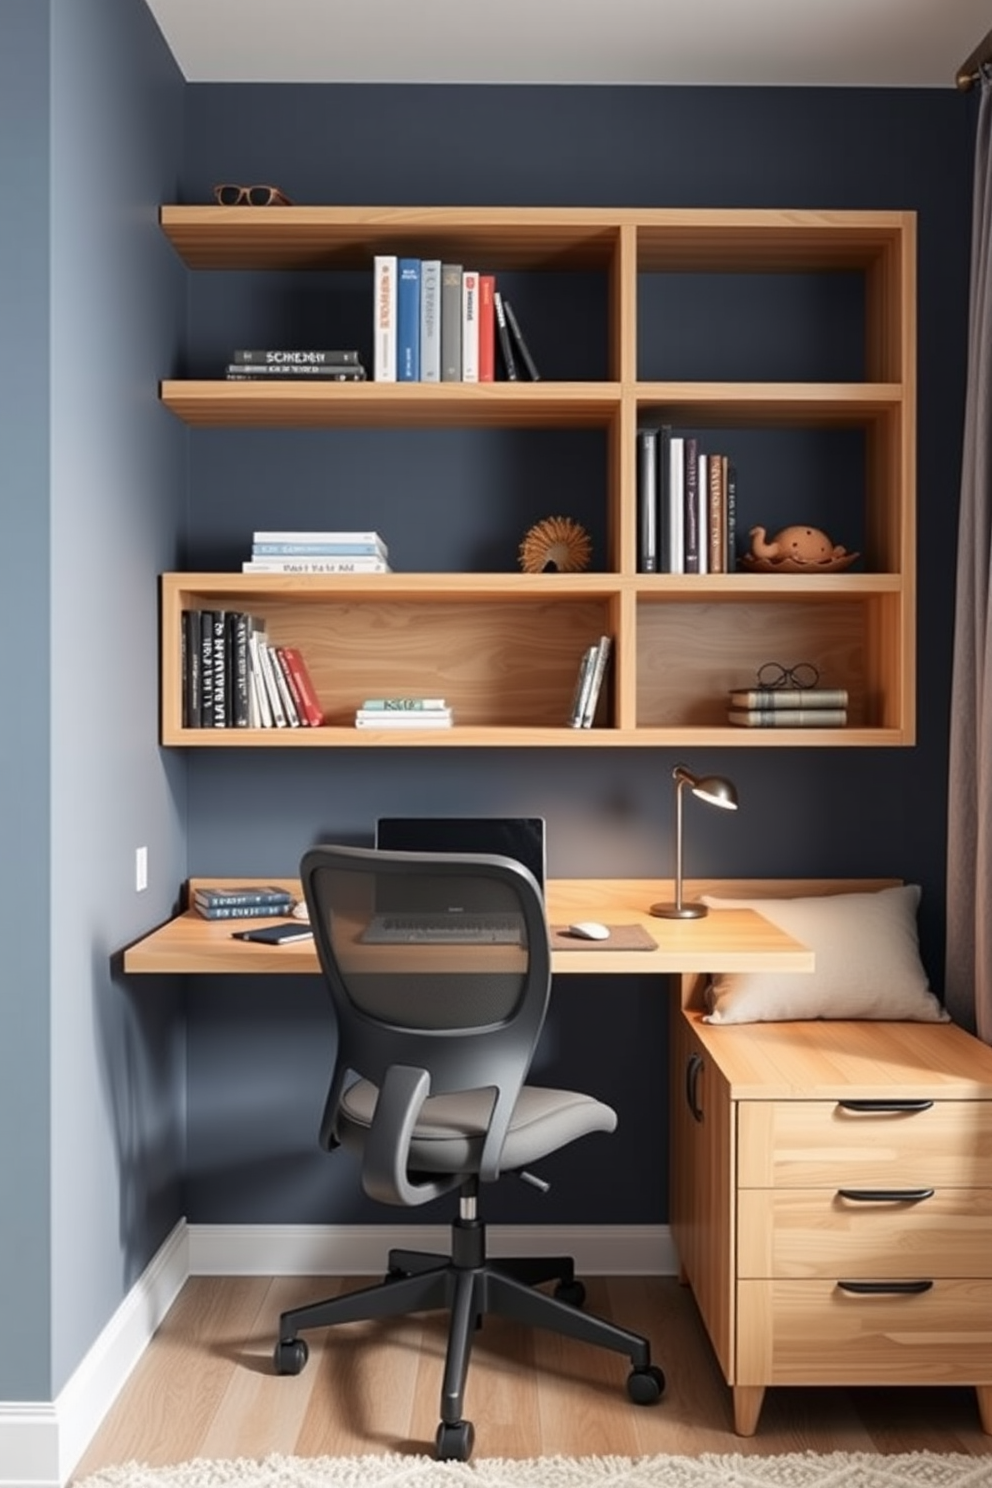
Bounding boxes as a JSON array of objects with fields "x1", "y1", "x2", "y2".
[{"x1": 673, "y1": 777, "x2": 685, "y2": 912}]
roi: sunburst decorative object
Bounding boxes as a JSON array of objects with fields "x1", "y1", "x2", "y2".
[{"x1": 518, "y1": 516, "x2": 592, "y2": 574}]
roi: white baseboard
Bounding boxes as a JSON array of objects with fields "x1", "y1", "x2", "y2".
[
  {"x1": 0, "y1": 1222, "x2": 673, "y2": 1488},
  {"x1": 188, "y1": 1223, "x2": 675, "y2": 1278},
  {"x1": 0, "y1": 1221, "x2": 188, "y2": 1488}
]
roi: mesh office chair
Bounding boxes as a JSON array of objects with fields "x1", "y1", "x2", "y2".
[{"x1": 274, "y1": 844, "x2": 664, "y2": 1461}]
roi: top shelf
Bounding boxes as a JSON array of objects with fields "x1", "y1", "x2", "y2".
[{"x1": 160, "y1": 205, "x2": 915, "y2": 273}]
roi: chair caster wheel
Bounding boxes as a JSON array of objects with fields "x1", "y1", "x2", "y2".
[
  {"x1": 554, "y1": 1279, "x2": 586, "y2": 1307},
  {"x1": 274, "y1": 1337, "x2": 309, "y2": 1375},
  {"x1": 628, "y1": 1364, "x2": 665, "y2": 1404},
  {"x1": 436, "y1": 1418, "x2": 474, "y2": 1461}
]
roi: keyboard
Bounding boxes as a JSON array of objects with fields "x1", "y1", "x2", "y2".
[{"x1": 362, "y1": 915, "x2": 522, "y2": 945}]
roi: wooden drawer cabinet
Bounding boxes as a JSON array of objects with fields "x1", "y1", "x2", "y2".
[{"x1": 670, "y1": 1005, "x2": 992, "y2": 1436}]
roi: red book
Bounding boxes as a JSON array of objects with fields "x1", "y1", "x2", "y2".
[
  {"x1": 279, "y1": 646, "x2": 325, "y2": 727},
  {"x1": 478, "y1": 274, "x2": 496, "y2": 382}
]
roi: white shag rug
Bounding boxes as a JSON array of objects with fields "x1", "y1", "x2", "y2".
[{"x1": 71, "y1": 1452, "x2": 992, "y2": 1488}]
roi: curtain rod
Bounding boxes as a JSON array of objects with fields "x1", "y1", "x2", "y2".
[{"x1": 957, "y1": 24, "x2": 992, "y2": 90}]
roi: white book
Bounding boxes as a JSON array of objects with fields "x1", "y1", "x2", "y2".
[
  {"x1": 373, "y1": 254, "x2": 397, "y2": 383},
  {"x1": 247, "y1": 628, "x2": 274, "y2": 728},
  {"x1": 354, "y1": 713, "x2": 453, "y2": 728},
  {"x1": 252, "y1": 530, "x2": 385, "y2": 545},
  {"x1": 580, "y1": 635, "x2": 613, "y2": 728},
  {"x1": 461, "y1": 269, "x2": 480, "y2": 383},
  {"x1": 668, "y1": 436, "x2": 685, "y2": 575},
  {"x1": 569, "y1": 645, "x2": 598, "y2": 728},
  {"x1": 242, "y1": 559, "x2": 391, "y2": 575},
  {"x1": 420, "y1": 258, "x2": 442, "y2": 382},
  {"x1": 269, "y1": 647, "x2": 301, "y2": 727},
  {"x1": 256, "y1": 640, "x2": 288, "y2": 727}
]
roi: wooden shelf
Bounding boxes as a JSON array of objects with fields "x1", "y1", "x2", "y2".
[{"x1": 160, "y1": 204, "x2": 916, "y2": 749}]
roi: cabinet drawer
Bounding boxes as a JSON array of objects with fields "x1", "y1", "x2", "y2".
[
  {"x1": 738, "y1": 1099, "x2": 992, "y2": 1187},
  {"x1": 737, "y1": 1279, "x2": 992, "y2": 1386},
  {"x1": 738, "y1": 1188, "x2": 992, "y2": 1278}
]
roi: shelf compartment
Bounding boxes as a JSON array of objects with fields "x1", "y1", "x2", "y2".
[
  {"x1": 163, "y1": 574, "x2": 621, "y2": 745},
  {"x1": 635, "y1": 581, "x2": 911, "y2": 742}
]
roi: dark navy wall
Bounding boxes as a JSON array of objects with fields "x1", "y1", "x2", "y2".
[{"x1": 179, "y1": 84, "x2": 975, "y2": 1227}]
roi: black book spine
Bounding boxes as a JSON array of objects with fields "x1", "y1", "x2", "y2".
[
  {"x1": 493, "y1": 290, "x2": 518, "y2": 381},
  {"x1": 232, "y1": 349, "x2": 361, "y2": 365},
  {"x1": 230, "y1": 612, "x2": 251, "y2": 727},
  {"x1": 199, "y1": 610, "x2": 215, "y2": 727},
  {"x1": 212, "y1": 611, "x2": 229, "y2": 727},
  {"x1": 502, "y1": 298, "x2": 540, "y2": 381},
  {"x1": 183, "y1": 609, "x2": 202, "y2": 727}
]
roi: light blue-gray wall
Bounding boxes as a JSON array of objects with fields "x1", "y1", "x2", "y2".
[{"x1": 1, "y1": 0, "x2": 188, "y2": 1402}]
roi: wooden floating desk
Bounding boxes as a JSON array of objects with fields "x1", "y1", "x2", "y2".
[{"x1": 122, "y1": 877, "x2": 816, "y2": 977}]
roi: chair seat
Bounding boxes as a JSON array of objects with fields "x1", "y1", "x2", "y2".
[{"x1": 338, "y1": 1080, "x2": 617, "y2": 1175}]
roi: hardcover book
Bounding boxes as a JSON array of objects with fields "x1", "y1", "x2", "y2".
[
  {"x1": 242, "y1": 558, "x2": 391, "y2": 574},
  {"x1": 667, "y1": 435, "x2": 685, "y2": 575},
  {"x1": 502, "y1": 299, "x2": 540, "y2": 380},
  {"x1": 252, "y1": 530, "x2": 386, "y2": 547},
  {"x1": 280, "y1": 647, "x2": 325, "y2": 726},
  {"x1": 193, "y1": 900, "x2": 296, "y2": 920},
  {"x1": 637, "y1": 427, "x2": 659, "y2": 573},
  {"x1": 373, "y1": 254, "x2": 397, "y2": 383},
  {"x1": 478, "y1": 275, "x2": 496, "y2": 381},
  {"x1": 225, "y1": 364, "x2": 366, "y2": 380},
  {"x1": 232, "y1": 350, "x2": 361, "y2": 365},
  {"x1": 728, "y1": 708, "x2": 848, "y2": 727},
  {"x1": 251, "y1": 540, "x2": 388, "y2": 557},
  {"x1": 461, "y1": 270, "x2": 480, "y2": 382},
  {"x1": 440, "y1": 264, "x2": 463, "y2": 382},
  {"x1": 420, "y1": 259, "x2": 442, "y2": 382},
  {"x1": 493, "y1": 290, "x2": 518, "y2": 380},
  {"x1": 397, "y1": 257, "x2": 422, "y2": 381},
  {"x1": 193, "y1": 884, "x2": 295, "y2": 909},
  {"x1": 729, "y1": 688, "x2": 849, "y2": 709},
  {"x1": 683, "y1": 437, "x2": 701, "y2": 574}
]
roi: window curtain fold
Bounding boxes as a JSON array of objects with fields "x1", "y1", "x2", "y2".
[{"x1": 945, "y1": 66, "x2": 992, "y2": 1041}]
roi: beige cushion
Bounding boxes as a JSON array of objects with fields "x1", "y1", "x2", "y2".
[{"x1": 700, "y1": 884, "x2": 949, "y2": 1025}]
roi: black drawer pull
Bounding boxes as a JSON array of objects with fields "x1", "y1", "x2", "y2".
[
  {"x1": 837, "y1": 1188, "x2": 935, "y2": 1203},
  {"x1": 838, "y1": 1099, "x2": 934, "y2": 1114},
  {"x1": 685, "y1": 1053, "x2": 704, "y2": 1123},
  {"x1": 837, "y1": 1279, "x2": 934, "y2": 1295}
]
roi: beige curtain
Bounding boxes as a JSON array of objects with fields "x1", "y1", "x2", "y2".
[{"x1": 946, "y1": 67, "x2": 992, "y2": 1041}]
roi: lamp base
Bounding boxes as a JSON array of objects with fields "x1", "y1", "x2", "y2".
[{"x1": 649, "y1": 901, "x2": 709, "y2": 920}]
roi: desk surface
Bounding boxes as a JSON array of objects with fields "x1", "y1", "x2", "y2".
[{"x1": 122, "y1": 877, "x2": 817, "y2": 976}]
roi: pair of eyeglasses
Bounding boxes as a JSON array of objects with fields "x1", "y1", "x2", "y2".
[
  {"x1": 213, "y1": 184, "x2": 293, "y2": 207},
  {"x1": 756, "y1": 661, "x2": 821, "y2": 690}
]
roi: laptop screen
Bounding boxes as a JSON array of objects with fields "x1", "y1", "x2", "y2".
[{"x1": 374, "y1": 816, "x2": 546, "y2": 895}]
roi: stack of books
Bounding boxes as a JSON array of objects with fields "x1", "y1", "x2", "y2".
[
  {"x1": 224, "y1": 349, "x2": 367, "y2": 382},
  {"x1": 242, "y1": 530, "x2": 391, "y2": 575},
  {"x1": 727, "y1": 685, "x2": 849, "y2": 728},
  {"x1": 354, "y1": 697, "x2": 453, "y2": 729},
  {"x1": 372, "y1": 256, "x2": 540, "y2": 384},
  {"x1": 181, "y1": 609, "x2": 325, "y2": 728},
  {"x1": 192, "y1": 883, "x2": 297, "y2": 920},
  {"x1": 568, "y1": 636, "x2": 612, "y2": 728}
]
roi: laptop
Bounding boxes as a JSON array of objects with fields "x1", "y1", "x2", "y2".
[{"x1": 363, "y1": 816, "x2": 546, "y2": 944}]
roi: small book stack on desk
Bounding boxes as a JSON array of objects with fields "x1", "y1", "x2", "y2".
[
  {"x1": 727, "y1": 685, "x2": 849, "y2": 728},
  {"x1": 193, "y1": 884, "x2": 297, "y2": 920},
  {"x1": 354, "y1": 697, "x2": 453, "y2": 729}
]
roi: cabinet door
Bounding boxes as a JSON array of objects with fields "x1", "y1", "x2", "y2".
[{"x1": 669, "y1": 1006, "x2": 735, "y2": 1377}]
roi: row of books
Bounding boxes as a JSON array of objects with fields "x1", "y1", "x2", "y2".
[
  {"x1": 637, "y1": 427, "x2": 738, "y2": 575},
  {"x1": 241, "y1": 529, "x2": 393, "y2": 576},
  {"x1": 354, "y1": 697, "x2": 453, "y2": 729},
  {"x1": 192, "y1": 883, "x2": 298, "y2": 921},
  {"x1": 726, "y1": 686, "x2": 849, "y2": 728},
  {"x1": 569, "y1": 636, "x2": 612, "y2": 728},
  {"x1": 373, "y1": 256, "x2": 540, "y2": 384},
  {"x1": 224, "y1": 349, "x2": 367, "y2": 382},
  {"x1": 181, "y1": 609, "x2": 325, "y2": 729}
]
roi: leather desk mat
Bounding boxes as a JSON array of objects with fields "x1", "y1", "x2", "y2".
[{"x1": 549, "y1": 924, "x2": 658, "y2": 951}]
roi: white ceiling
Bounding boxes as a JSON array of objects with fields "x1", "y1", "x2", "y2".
[{"x1": 143, "y1": 0, "x2": 991, "y2": 88}]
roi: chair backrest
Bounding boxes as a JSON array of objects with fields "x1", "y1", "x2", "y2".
[{"x1": 300, "y1": 844, "x2": 553, "y2": 1201}]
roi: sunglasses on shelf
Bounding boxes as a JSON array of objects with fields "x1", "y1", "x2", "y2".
[{"x1": 213, "y1": 184, "x2": 293, "y2": 207}]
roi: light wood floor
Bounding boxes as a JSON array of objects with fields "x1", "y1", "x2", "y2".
[{"x1": 72, "y1": 1274, "x2": 992, "y2": 1480}]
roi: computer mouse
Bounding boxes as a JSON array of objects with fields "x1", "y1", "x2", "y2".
[{"x1": 567, "y1": 921, "x2": 610, "y2": 941}]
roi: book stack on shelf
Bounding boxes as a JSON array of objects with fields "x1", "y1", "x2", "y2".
[
  {"x1": 373, "y1": 255, "x2": 540, "y2": 384},
  {"x1": 727, "y1": 685, "x2": 849, "y2": 728},
  {"x1": 637, "y1": 425, "x2": 737, "y2": 575},
  {"x1": 242, "y1": 530, "x2": 391, "y2": 575},
  {"x1": 224, "y1": 349, "x2": 367, "y2": 381},
  {"x1": 354, "y1": 697, "x2": 453, "y2": 730},
  {"x1": 569, "y1": 636, "x2": 612, "y2": 728},
  {"x1": 181, "y1": 609, "x2": 325, "y2": 729},
  {"x1": 192, "y1": 883, "x2": 297, "y2": 920}
]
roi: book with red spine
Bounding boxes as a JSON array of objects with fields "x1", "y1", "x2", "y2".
[
  {"x1": 478, "y1": 275, "x2": 496, "y2": 381},
  {"x1": 280, "y1": 646, "x2": 325, "y2": 727}
]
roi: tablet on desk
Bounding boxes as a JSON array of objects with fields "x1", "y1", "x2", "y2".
[{"x1": 233, "y1": 923, "x2": 314, "y2": 945}]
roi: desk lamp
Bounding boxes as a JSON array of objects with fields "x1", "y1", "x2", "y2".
[{"x1": 650, "y1": 764, "x2": 739, "y2": 920}]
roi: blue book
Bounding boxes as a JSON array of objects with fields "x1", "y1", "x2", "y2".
[
  {"x1": 252, "y1": 540, "x2": 386, "y2": 556},
  {"x1": 397, "y1": 258, "x2": 422, "y2": 381}
]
